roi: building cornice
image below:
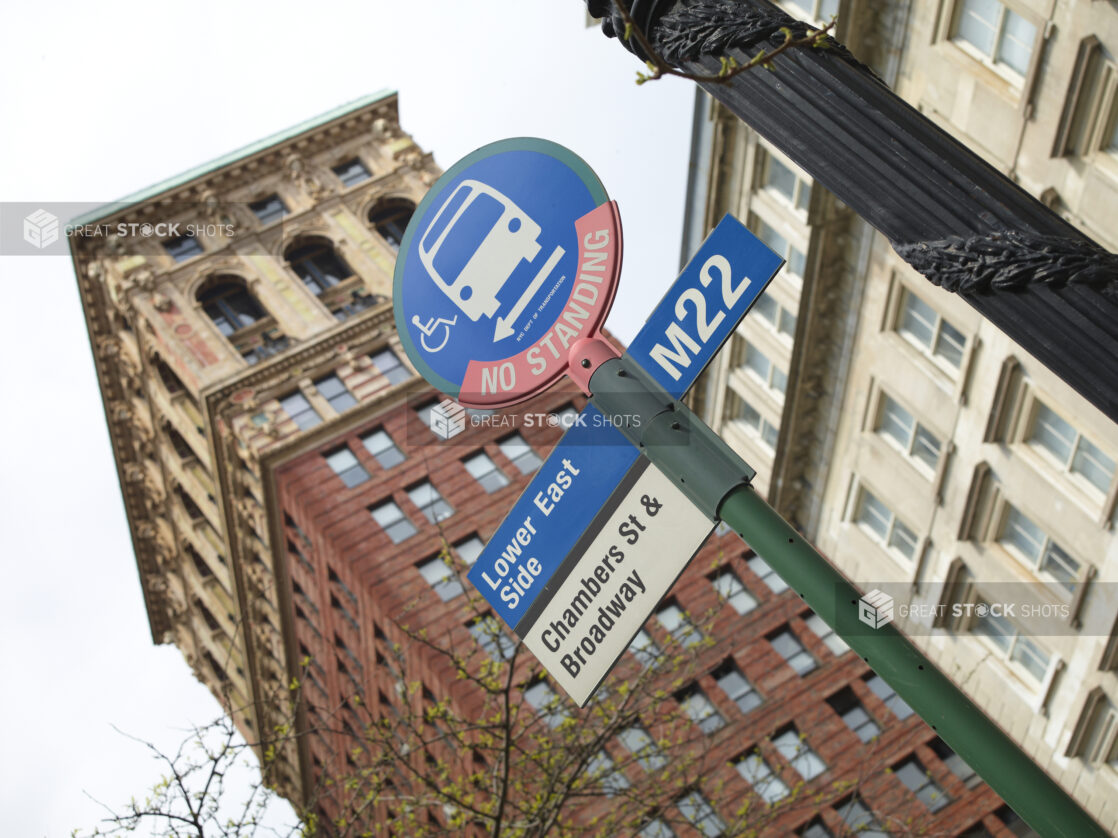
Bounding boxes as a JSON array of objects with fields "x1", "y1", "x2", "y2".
[{"x1": 69, "y1": 92, "x2": 397, "y2": 230}]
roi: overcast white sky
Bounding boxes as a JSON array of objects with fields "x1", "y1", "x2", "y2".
[{"x1": 0, "y1": 2, "x2": 695, "y2": 835}]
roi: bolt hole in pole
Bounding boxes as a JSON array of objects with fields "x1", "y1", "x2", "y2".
[{"x1": 671, "y1": 421, "x2": 681, "y2": 430}]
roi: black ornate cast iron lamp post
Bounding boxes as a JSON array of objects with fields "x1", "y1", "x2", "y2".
[{"x1": 588, "y1": 0, "x2": 1118, "y2": 423}]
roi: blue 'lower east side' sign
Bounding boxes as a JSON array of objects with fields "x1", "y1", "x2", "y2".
[{"x1": 467, "y1": 403, "x2": 639, "y2": 631}]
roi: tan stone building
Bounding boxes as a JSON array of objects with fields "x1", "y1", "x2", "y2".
[
  {"x1": 68, "y1": 90, "x2": 441, "y2": 797},
  {"x1": 687, "y1": 0, "x2": 1118, "y2": 830}
]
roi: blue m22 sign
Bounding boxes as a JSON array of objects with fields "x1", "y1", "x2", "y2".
[{"x1": 627, "y1": 214, "x2": 784, "y2": 399}]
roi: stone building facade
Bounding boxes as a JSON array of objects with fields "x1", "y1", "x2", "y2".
[{"x1": 686, "y1": 0, "x2": 1118, "y2": 831}]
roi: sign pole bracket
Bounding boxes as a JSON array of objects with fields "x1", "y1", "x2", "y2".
[{"x1": 586, "y1": 351, "x2": 756, "y2": 518}]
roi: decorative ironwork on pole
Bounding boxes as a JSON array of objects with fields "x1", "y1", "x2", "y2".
[{"x1": 587, "y1": 0, "x2": 1118, "y2": 422}]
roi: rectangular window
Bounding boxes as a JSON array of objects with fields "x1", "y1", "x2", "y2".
[
  {"x1": 628, "y1": 628, "x2": 662, "y2": 668},
  {"x1": 453, "y1": 535, "x2": 484, "y2": 566},
  {"x1": 971, "y1": 605, "x2": 1051, "y2": 681},
  {"x1": 755, "y1": 293, "x2": 798, "y2": 339},
  {"x1": 897, "y1": 288, "x2": 966, "y2": 369},
  {"x1": 314, "y1": 373, "x2": 357, "y2": 413},
  {"x1": 619, "y1": 725, "x2": 667, "y2": 771},
  {"x1": 418, "y1": 555, "x2": 464, "y2": 601},
  {"x1": 369, "y1": 349, "x2": 410, "y2": 385},
  {"x1": 325, "y1": 446, "x2": 369, "y2": 488},
  {"x1": 994, "y1": 806, "x2": 1041, "y2": 837},
  {"x1": 894, "y1": 757, "x2": 951, "y2": 812},
  {"x1": 712, "y1": 569, "x2": 758, "y2": 615},
  {"x1": 738, "y1": 338, "x2": 787, "y2": 395},
  {"x1": 714, "y1": 661, "x2": 763, "y2": 714},
  {"x1": 408, "y1": 481, "x2": 454, "y2": 524},
  {"x1": 827, "y1": 688, "x2": 881, "y2": 743},
  {"x1": 638, "y1": 819, "x2": 677, "y2": 838},
  {"x1": 930, "y1": 737, "x2": 982, "y2": 788},
  {"x1": 656, "y1": 602, "x2": 703, "y2": 648},
  {"x1": 769, "y1": 628, "x2": 817, "y2": 676},
  {"x1": 877, "y1": 393, "x2": 942, "y2": 472},
  {"x1": 249, "y1": 194, "x2": 288, "y2": 225},
  {"x1": 499, "y1": 434, "x2": 542, "y2": 474},
  {"x1": 586, "y1": 750, "x2": 630, "y2": 797},
  {"x1": 727, "y1": 393, "x2": 780, "y2": 451},
  {"x1": 805, "y1": 613, "x2": 850, "y2": 656},
  {"x1": 1080, "y1": 698, "x2": 1118, "y2": 767},
  {"x1": 773, "y1": 727, "x2": 827, "y2": 780},
  {"x1": 469, "y1": 615, "x2": 516, "y2": 661},
  {"x1": 281, "y1": 391, "x2": 322, "y2": 431},
  {"x1": 552, "y1": 404, "x2": 579, "y2": 429},
  {"x1": 735, "y1": 751, "x2": 790, "y2": 803},
  {"x1": 753, "y1": 217, "x2": 807, "y2": 278},
  {"x1": 677, "y1": 791, "x2": 726, "y2": 838},
  {"x1": 854, "y1": 485, "x2": 919, "y2": 561},
  {"x1": 370, "y1": 500, "x2": 417, "y2": 544},
  {"x1": 361, "y1": 428, "x2": 405, "y2": 469},
  {"x1": 788, "y1": 0, "x2": 840, "y2": 23},
  {"x1": 1029, "y1": 402, "x2": 1116, "y2": 495},
  {"x1": 864, "y1": 673, "x2": 914, "y2": 719},
  {"x1": 799, "y1": 818, "x2": 836, "y2": 838},
  {"x1": 464, "y1": 452, "x2": 510, "y2": 493},
  {"x1": 954, "y1": 0, "x2": 1037, "y2": 77},
  {"x1": 523, "y1": 680, "x2": 568, "y2": 727},
  {"x1": 677, "y1": 686, "x2": 726, "y2": 734},
  {"x1": 332, "y1": 158, "x2": 371, "y2": 187},
  {"x1": 760, "y1": 149, "x2": 812, "y2": 212},
  {"x1": 163, "y1": 233, "x2": 203, "y2": 262},
  {"x1": 749, "y1": 555, "x2": 788, "y2": 593},
  {"x1": 754, "y1": 294, "x2": 778, "y2": 328},
  {"x1": 999, "y1": 504, "x2": 1080, "y2": 591},
  {"x1": 837, "y1": 797, "x2": 889, "y2": 836}
]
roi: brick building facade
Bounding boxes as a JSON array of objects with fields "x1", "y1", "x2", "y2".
[{"x1": 272, "y1": 376, "x2": 1017, "y2": 834}]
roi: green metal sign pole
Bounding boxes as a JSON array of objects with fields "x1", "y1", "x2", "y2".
[{"x1": 587, "y1": 352, "x2": 1108, "y2": 838}]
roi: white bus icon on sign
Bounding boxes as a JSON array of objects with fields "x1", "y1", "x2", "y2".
[{"x1": 419, "y1": 179, "x2": 542, "y2": 322}]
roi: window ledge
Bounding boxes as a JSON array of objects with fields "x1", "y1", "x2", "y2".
[
  {"x1": 1015, "y1": 443, "x2": 1112, "y2": 520},
  {"x1": 943, "y1": 38, "x2": 1028, "y2": 103},
  {"x1": 888, "y1": 332, "x2": 960, "y2": 393},
  {"x1": 968, "y1": 632, "x2": 1053, "y2": 701},
  {"x1": 852, "y1": 522, "x2": 918, "y2": 571}
]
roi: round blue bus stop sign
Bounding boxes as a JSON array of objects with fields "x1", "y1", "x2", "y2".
[{"x1": 393, "y1": 138, "x2": 622, "y2": 408}]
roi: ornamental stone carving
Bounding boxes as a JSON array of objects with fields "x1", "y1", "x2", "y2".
[
  {"x1": 285, "y1": 152, "x2": 329, "y2": 201},
  {"x1": 97, "y1": 336, "x2": 120, "y2": 358}
]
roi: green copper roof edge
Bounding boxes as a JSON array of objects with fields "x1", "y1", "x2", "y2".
[{"x1": 72, "y1": 90, "x2": 396, "y2": 227}]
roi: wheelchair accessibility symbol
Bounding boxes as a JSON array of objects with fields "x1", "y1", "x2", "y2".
[{"x1": 411, "y1": 314, "x2": 458, "y2": 353}]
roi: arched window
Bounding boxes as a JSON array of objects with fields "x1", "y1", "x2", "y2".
[
  {"x1": 285, "y1": 237, "x2": 380, "y2": 322},
  {"x1": 286, "y1": 239, "x2": 353, "y2": 293},
  {"x1": 198, "y1": 276, "x2": 289, "y2": 365},
  {"x1": 367, "y1": 199, "x2": 415, "y2": 252}
]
